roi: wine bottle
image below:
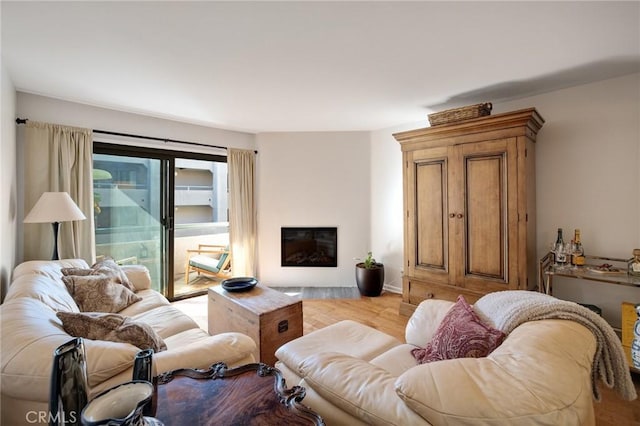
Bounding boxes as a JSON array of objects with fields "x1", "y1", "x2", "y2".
[
  {"x1": 572, "y1": 229, "x2": 585, "y2": 266},
  {"x1": 555, "y1": 228, "x2": 566, "y2": 264}
]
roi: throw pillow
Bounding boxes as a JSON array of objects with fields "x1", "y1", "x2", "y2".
[
  {"x1": 62, "y1": 258, "x2": 135, "y2": 292},
  {"x1": 56, "y1": 311, "x2": 167, "y2": 352},
  {"x1": 412, "y1": 295, "x2": 506, "y2": 363},
  {"x1": 62, "y1": 275, "x2": 141, "y2": 313},
  {"x1": 91, "y1": 259, "x2": 135, "y2": 291},
  {"x1": 60, "y1": 267, "x2": 92, "y2": 276}
]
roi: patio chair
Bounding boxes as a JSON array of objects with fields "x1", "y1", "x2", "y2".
[{"x1": 184, "y1": 244, "x2": 231, "y2": 284}]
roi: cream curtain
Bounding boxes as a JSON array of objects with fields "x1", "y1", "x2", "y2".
[
  {"x1": 23, "y1": 121, "x2": 95, "y2": 263},
  {"x1": 228, "y1": 148, "x2": 257, "y2": 277}
]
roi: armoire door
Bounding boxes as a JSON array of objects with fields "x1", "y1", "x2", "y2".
[
  {"x1": 454, "y1": 138, "x2": 519, "y2": 292},
  {"x1": 405, "y1": 146, "x2": 451, "y2": 285}
]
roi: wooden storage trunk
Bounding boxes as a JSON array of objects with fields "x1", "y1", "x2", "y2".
[{"x1": 208, "y1": 284, "x2": 303, "y2": 366}]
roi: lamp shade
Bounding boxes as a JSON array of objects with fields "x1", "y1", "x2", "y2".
[{"x1": 24, "y1": 192, "x2": 86, "y2": 223}]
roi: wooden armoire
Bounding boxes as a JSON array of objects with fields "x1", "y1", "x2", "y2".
[{"x1": 393, "y1": 108, "x2": 544, "y2": 316}]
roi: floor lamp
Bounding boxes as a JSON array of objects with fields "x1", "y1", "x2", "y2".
[{"x1": 24, "y1": 192, "x2": 87, "y2": 260}]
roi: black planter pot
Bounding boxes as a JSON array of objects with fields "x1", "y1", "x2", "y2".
[{"x1": 355, "y1": 263, "x2": 384, "y2": 297}]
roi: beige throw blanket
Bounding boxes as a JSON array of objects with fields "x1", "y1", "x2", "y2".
[{"x1": 474, "y1": 290, "x2": 637, "y2": 402}]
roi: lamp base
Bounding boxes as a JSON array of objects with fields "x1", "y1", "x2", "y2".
[{"x1": 51, "y1": 222, "x2": 60, "y2": 261}]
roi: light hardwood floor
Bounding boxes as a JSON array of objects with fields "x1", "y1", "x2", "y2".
[{"x1": 173, "y1": 291, "x2": 640, "y2": 425}]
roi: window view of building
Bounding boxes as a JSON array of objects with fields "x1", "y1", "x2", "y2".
[
  {"x1": 174, "y1": 159, "x2": 228, "y2": 224},
  {"x1": 93, "y1": 155, "x2": 163, "y2": 290},
  {"x1": 94, "y1": 156, "x2": 161, "y2": 230}
]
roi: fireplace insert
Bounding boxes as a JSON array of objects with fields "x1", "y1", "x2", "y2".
[{"x1": 281, "y1": 227, "x2": 337, "y2": 267}]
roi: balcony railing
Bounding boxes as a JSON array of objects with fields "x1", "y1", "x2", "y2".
[{"x1": 175, "y1": 186, "x2": 215, "y2": 206}]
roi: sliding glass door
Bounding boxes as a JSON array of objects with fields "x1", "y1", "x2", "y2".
[{"x1": 93, "y1": 143, "x2": 228, "y2": 300}]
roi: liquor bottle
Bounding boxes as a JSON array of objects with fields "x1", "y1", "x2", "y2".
[
  {"x1": 555, "y1": 228, "x2": 566, "y2": 264},
  {"x1": 572, "y1": 229, "x2": 585, "y2": 266},
  {"x1": 630, "y1": 249, "x2": 640, "y2": 277}
]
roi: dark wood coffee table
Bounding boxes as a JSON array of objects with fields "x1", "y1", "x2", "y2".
[{"x1": 155, "y1": 362, "x2": 324, "y2": 425}]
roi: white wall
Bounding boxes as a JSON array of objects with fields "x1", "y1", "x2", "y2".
[
  {"x1": 370, "y1": 121, "x2": 422, "y2": 293},
  {"x1": 256, "y1": 131, "x2": 370, "y2": 287},
  {"x1": 500, "y1": 73, "x2": 640, "y2": 258},
  {"x1": 0, "y1": 63, "x2": 17, "y2": 301},
  {"x1": 371, "y1": 73, "x2": 640, "y2": 327},
  {"x1": 17, "y1": 93, "x2": 255, "y2": 151},
  {"x1": 15, "y1": 92, "x2": 256, "y2": 263}
]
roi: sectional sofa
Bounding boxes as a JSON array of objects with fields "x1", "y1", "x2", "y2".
[
  {"x1": 1, "y1": 259, "x2": 256, "y2": 425},
  {"x1": 276, "y1": 294, "x2": 635, "y2": 425}
]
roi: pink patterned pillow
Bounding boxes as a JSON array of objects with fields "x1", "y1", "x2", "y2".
[{"x1": 412, "y1": 295, "x2": 506, "y2": 363}]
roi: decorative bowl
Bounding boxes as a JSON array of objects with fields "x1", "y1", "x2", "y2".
[{"x1": 221, "y1": 277, "x2": 258, "y2": 292}]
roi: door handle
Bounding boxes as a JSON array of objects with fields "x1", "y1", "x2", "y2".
[
  {"x1": 456, "y1": 213, "x2": 464, "y2": 219},
  {"x1": 449, "y1": 213, "x2": 455, "y2": 218},
  {"x1": 162, "y1": 216, "x2": 175, "y2": 230}
]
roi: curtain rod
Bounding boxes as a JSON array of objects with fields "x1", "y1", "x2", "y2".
[{"x1": 15, "y1": 118, "x2": 258, "y2": 154}]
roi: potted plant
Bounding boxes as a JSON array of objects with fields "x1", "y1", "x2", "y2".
[{"x1": 355, "y1": 252, "x2": 384, "y2": 297}]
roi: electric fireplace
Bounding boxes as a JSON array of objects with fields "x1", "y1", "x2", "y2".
[{"x1": 281, "y1": 227, "x2": 337, "y2": 267}]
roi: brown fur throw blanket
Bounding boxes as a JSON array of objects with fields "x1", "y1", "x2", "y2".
[{"x1": 473, "y1": 290, "x2": 636, "y2": 402}]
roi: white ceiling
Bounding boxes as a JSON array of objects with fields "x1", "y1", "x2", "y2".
[{"x1": 2, "y1": 1, "x2": 639, "y2": 133}]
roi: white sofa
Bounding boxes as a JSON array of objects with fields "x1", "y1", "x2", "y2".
[
  {"x1": 1, "y1": 259, "x2": 257, "y2": 425},
  {"x1": 276, "y1": 298, "x2": 599, "y2": 426}
]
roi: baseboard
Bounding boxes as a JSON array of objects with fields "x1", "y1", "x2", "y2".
[
  {"x1": 270, "y1": 287, "x2": 361, "y2": 300},
  {"x1": 383, "y1": 283, "x2": 402, "y2": 294}
]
